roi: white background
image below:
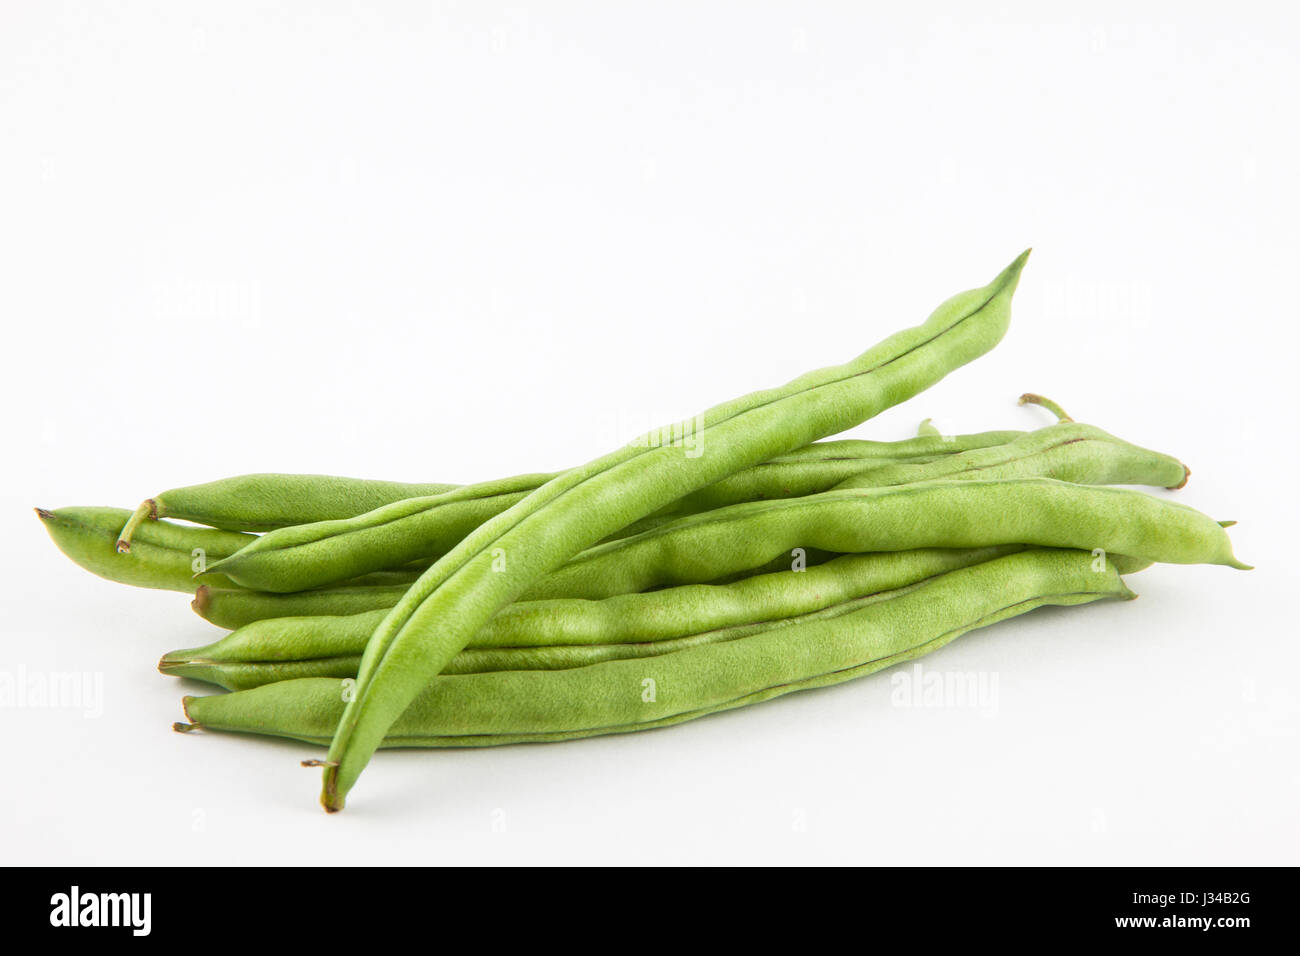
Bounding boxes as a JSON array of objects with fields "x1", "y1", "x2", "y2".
[{"x1": 2, "y1": 2, "x2": 1295, "y2": 865}]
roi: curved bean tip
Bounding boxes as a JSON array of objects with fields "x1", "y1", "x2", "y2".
[
  {"x1": 172, "y1": 721, "x2": 199, "y2": 733},
  {"x1": 1016, "y1": 392, "x2": 1074, "y2": 422},
  {"x1": 301, "y1": 759, "x2": 338, "y2": 768},
  {"x1": 1167, "y1": 465, "x2": 1191, "y2": 490},
  {"x1": 1218, "y1": 519, "x2": 1237, "y2": 528}
]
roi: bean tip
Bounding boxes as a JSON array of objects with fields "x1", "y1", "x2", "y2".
[
  {"x1": 192, "y1": 585, "x2": 211, "y2": 617},
  {"x1": 172, "y1": 721, "x2": 199, "y2": 733},
  {"x1": 1167, "y1": 465, "x2": 1191, "y2": 491},
  {"x1": 34, "y1": 507, "x2": 55, "y2": 522},
  {"x1": 158, "y1": 655, "x2": 198, "y2": 676},
  {"x1": 320, "y1": 769, "x2": 346, "y2": 813}
]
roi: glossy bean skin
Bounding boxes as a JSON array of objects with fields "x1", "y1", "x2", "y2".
[
  {"x1": 38, "y1": 507, "x2": 253, "y2": 592},
  {"x1": 319, "y1": 251, "x2": 1030, "y2": 809},
  {"x1": 203, "y1": 435, "x2": 1025, "y2": 594},
  {"x1": 179, "y1": 547, "x2": 1132, "y2": 747},
  {"x1": 164, "y1": 546, "x2": 1025, "y2": 688},
  {"x1": 529, "y1": 477, "x2": 1245, "y2": 601},
  {"x1": 115, "y1": 474, "x2": 462, "y2": 551}
]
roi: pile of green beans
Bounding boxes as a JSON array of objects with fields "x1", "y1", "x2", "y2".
[{"x1": 35, "y1": 250, "x2": 1249, "y2": 814}]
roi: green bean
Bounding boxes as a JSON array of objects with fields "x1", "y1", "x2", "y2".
[
  {"x1": 39, "y1": 505, "x2": 426, "y2": 597},
  {"x1": 164, "y1": 546, "x2": 1025, "y2": 688},
  {"x1": 319, "y1": 250, "x2": 1030, "y2": 810},
  {"x1": 609, "y1": 431, "x2": 1027, "y2": 539},
  {"x1": 529, "y1": 478, "x2": 1245, "y2": 601},
  {"x1": 618, "y1": 411, "x2": 1188, "y2": 540},
  {"x1": 37, "y1": 507, "x2": 254, "y2": 592},
  {"x1": 635, "y1": 430, "x2": 1025, "y2": 513},
  {"x1": 830, "y1": 420, "x2": 1188, "y2": 492},
  {"x1": 1018, "y1": 391, "x2": 1188, "y2": 487},
  {"x1": 178, "y1": 548, "x2": 1132, "y2": 748},
  {"x1": 192, "y1": 579, "x2": 415, "y2": 629},
  {"x1": 115, "y1": 474, "x2": 461, "y2": 550}
]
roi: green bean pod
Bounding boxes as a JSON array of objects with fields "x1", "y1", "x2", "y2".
[
  {"x1": 529, "y1": 478, "x2": 1246, "y2": 600},
  {"x1": 830, "y1": 420, "x2": 1189, "y2": 491},
  {"x1": 38, "y1": 507, "x2": 254, "y2": 592},
  {"x1": 178, "y1": 548, "x2": 1133, "y2": 747},
  {"x1": 616, "y1": 416, "x2": 1188, "y2": 540},
  {"x1": 320, "y1": 251, "x2": 1031, "y2": 809},
  {"x1": 638, "y1": 429, "x2": 1026, "y2": 521},
  {"x1": 192, "y1": 580, "x2": 414, "y2": 629},
  {"x1": 164, "y1": 546, "x2": 1024, "y2": 688},
  {"x1": 115, "y1": 474, "x2": 461, "y2": 550}
]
